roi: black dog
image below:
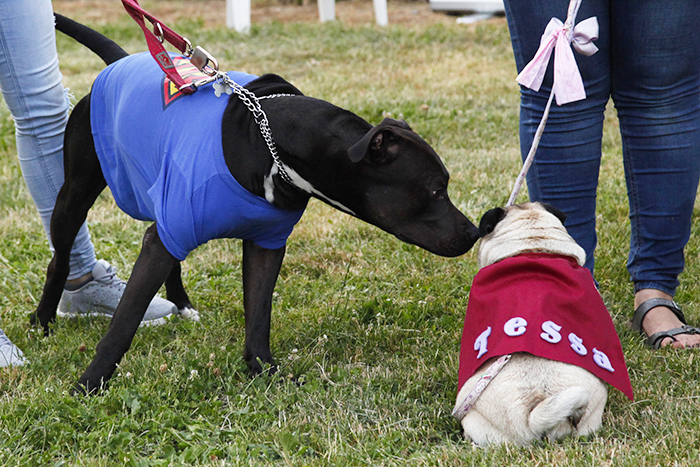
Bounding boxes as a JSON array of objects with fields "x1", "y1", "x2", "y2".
[{"x1": 32, "y1": 15, "x2": 479, "y2": 394}]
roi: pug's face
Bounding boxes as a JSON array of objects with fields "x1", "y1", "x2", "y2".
[{"x1": 477, "y1": 202, "x2": 586, "y2": 269}]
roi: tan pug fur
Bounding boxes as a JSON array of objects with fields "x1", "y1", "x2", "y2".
[{"x1": 454, "y1": 202, "x2": 607, "y2": 446}]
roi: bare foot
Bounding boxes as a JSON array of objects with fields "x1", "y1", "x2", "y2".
[{"x1": 635, "y1": 289, "x2": 700, "y2": 349}]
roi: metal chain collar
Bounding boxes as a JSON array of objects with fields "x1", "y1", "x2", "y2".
[
  {"x1": 216, "y1": 73, "x2": 297, "y2": 187},
  {"x1": 182, "y1": 46, "x2": 296, "y2": 187}
]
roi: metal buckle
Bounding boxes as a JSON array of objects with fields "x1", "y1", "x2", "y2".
[
  {"x1": 153, "y1": 22, "x2": 164, "y2": 43},
  {"x1": 190, "y1": 46, "x2": 219, "y2": 76},
  {"x1": 182, "y1": 37, "x2": 194, "y2": 57}
]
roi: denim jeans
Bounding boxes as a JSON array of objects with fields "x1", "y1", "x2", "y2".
[
  {"x1": 503, "y1": 0, "x2": 700, "y2": 296},
  {"x1": 0, "y1": 0, "x2": 96, "y2": 279}
]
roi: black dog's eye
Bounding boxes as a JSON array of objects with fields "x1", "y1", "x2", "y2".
[{"x1": 430, "y1": 188, "x2": 446, "y2": 199}]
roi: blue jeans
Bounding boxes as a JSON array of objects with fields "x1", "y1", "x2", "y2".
[
  {"x1": 0, "y1": 0, "x2": 96, "y2": 280},
  {"x1": 503, "y1": 0, "x2": 700, "y2": 296}
]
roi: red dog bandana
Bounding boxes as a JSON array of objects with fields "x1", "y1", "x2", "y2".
[{"x1": 458, "y1": 253, "x2": 633, "y2": 400}]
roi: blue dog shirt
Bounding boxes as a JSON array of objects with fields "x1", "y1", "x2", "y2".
[{"x1": 90, "y1": 52, "x2": 305, "y2": 260}]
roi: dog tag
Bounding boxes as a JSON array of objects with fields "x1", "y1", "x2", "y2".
[{"x1": 213, "y1": 81, "x2": 232, "y2": 98}]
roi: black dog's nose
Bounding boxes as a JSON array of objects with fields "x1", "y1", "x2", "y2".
[{"x1": 466, "y1": 223, "x2": 480, "y2": 242}]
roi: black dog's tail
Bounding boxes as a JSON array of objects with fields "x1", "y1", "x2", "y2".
[{"x1": 54, "y1": 14, "x2": 128, "y2": 65}]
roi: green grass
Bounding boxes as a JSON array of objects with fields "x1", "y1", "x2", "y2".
[{"x1": 2, "y1": 4, "x2": 700, "y2": 466}]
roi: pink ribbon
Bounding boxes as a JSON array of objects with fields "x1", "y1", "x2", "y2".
[{"x1": 516, "y1": 16, "x2": 599, "y2": 105}]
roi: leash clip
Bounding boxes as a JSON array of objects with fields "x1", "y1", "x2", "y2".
[
  {"x1": 190, "y1": 46, "x2": 219, "y2": 76},
  {"x1": 177, "y1": 46, "x2": 221, "y2": 93}
]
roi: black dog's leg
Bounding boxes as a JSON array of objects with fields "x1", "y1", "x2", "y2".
[
  {"x1": 75, "y1": 224, "x2": 178, "y2": 394},
  {"x1": 241, "y1": 240, "x2": 286, "y2": 375},
  {"x1": 164, "y1": 262, "x2": 193, "y2": 311},
  {"x1": 31, "y1": 97, "x2": 106, "y2": 333}
]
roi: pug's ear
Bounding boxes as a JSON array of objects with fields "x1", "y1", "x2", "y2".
[
  {"x1": 479, "y1": 207, "x2": 506, "y2": 237},
  {"x1": 541, "y1": 203, "x2": 567, "y2": 225}
]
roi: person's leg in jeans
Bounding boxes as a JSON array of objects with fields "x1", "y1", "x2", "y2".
[
  {"x1": 503, "y1": 0, "x2": 609, "y2": 275},
  {"x1": 612, "y1": 0, "x2": 700, "y2": 347},
  {"x1": 0, "y1": 0, "x2": 95, "y2": 277},
  {"x1": 0, "y1": 0, "x2": 177, "y2": 330}
]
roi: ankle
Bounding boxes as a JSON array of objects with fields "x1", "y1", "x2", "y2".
[
  {"x1": 634, "y1": 288, "x2": 673, "y2": 310},
  {"x1": 634, "y1": 289, "x2": 681, "y2": 335}
]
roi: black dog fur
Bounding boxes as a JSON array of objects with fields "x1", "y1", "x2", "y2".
[{"x1": 32, "y1": 15, "x2": 479, "y2": 394}]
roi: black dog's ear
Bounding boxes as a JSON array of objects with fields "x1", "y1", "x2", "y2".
[
  {"x1": 347, "y1": 118, "x2": 411, "y2": 164},
  {"x1": 541, "y1": 202, "x2": 567, "y2": 225},
  {"x1": 389, "y1": 118, "x2": 412, "y2": 131},
  {"x1": 479, "y1": 207, "x2": 506, "y2": 237}
]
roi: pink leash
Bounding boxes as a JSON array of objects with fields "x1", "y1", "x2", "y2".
[
  {"x1": 506, "y1": 0, "x2": 598, "y2": 207},
  {"x1": 452, "y1": 354, "x2": 511, "y2": 420}
]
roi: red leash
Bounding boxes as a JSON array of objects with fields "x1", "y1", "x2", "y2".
[
  {"x1": 122, "y1": 0, "x2": 218, "y2": 94},
  {"x1": 119, "y1": 0, "x2": 296, "y2": 186}
]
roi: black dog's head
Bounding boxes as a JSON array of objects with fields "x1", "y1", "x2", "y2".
[{"x1": 344, "y1": 118, "x2": 479, "y2": 257}]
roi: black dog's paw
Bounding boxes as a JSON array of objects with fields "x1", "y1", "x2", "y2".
[
  {"x1": 70, "y1": 383, "x2": 89, "y2": 397},
  {"x1": 28, "y1": 312, "x2": 53, "y2": 337},
  {"x1": 279, "y1": 373, "x2": 305, "y2": 387},
  {"x1": 247, "y1": 358, "x2": 305, "y2": 387},
  {"x1": 247, "y1": 357, "x2": 278, "y2": 378},
  {"x1": 71, "y1": 378, "x2": 105, "y2": 397}
]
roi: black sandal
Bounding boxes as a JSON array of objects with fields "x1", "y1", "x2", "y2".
[{"x1": 632, "y1": 298, "x2": 700, "y2": 349}]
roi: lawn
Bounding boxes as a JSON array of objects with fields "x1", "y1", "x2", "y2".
[{"x1": 1, "y1": 0, "x2": 700, "y2": 465}]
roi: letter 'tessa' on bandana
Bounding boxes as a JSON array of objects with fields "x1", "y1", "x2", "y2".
[{"x1": 458, "y1": 253, "x2": 633, "y2": 400}]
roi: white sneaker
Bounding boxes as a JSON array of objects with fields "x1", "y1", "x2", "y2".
[
  {"x1": 0, "y1": 326, "x2": 27, "y2": 367},
  {"x1": 58, "y1": 259, "x2": 177, "y2": 327}
]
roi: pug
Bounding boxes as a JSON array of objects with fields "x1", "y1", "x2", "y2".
[{"x1": 453, "y1": 202, "x2": 633, "y2": 446}]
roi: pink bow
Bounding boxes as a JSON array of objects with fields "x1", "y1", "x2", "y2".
[{"x1": 516, "y1": 16, "x2": 599, "y2": 105}]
